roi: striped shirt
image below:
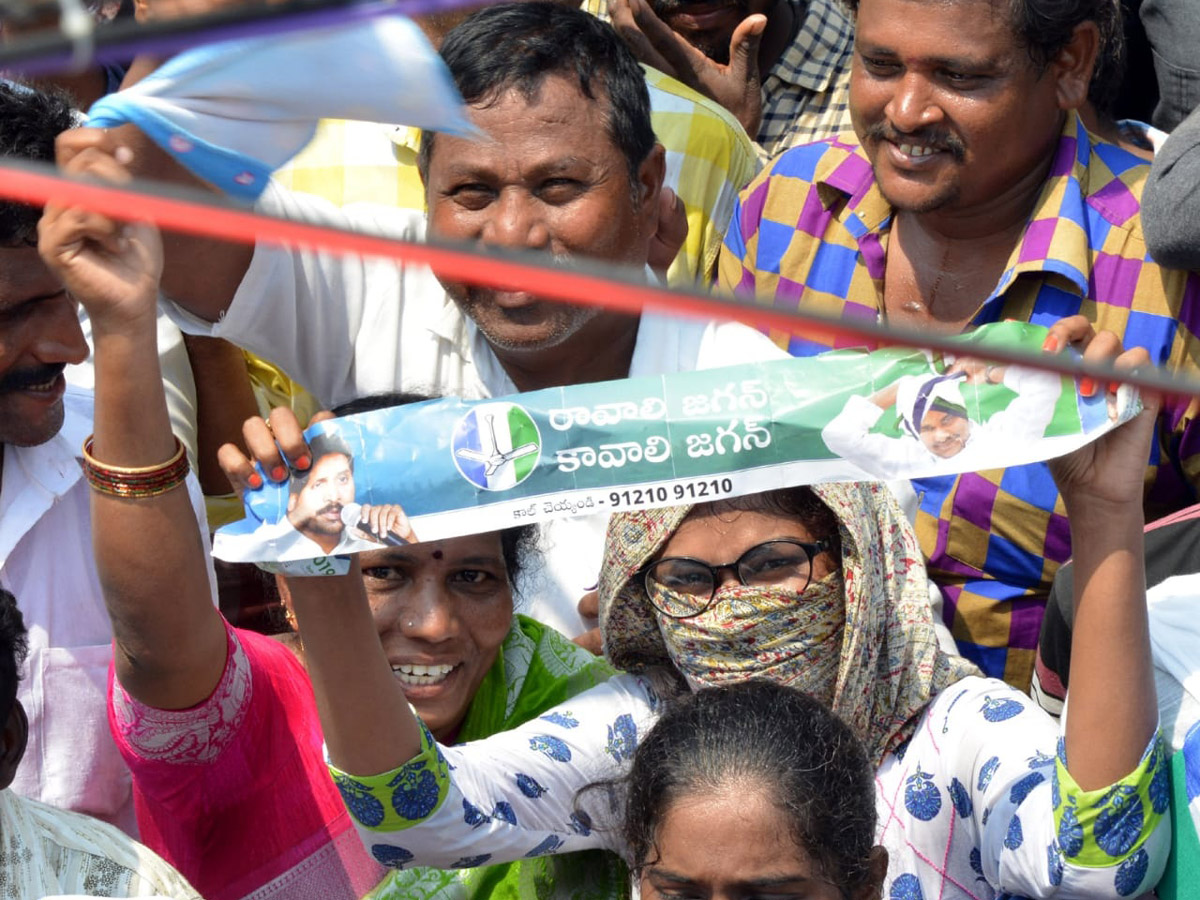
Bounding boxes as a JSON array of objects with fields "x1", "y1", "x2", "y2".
[{"x1": 719, "y1": 115, "x2": 1200, "y2": 689}]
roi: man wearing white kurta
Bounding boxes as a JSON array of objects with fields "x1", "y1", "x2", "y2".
[{"x1": 164, "y1": 187, "x2": 783, "y2": 635}]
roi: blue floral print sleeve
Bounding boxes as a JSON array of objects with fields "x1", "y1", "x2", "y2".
[
  {"x1": 328, "y1": 673, "x2": 1167, "y2": 899},
  {"x1": 876, "y1": 676, "x2": 1169, "y2": 900},
  {"x1": 327, "y1": 673, "x2": 659, "y2": 871}
]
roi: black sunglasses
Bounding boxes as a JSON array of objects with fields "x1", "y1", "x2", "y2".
[{"x1": 642, "y1": 538, "x2": 834, "y2": 619}]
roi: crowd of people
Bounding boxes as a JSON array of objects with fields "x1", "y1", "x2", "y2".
[{"x1": 0, "y1": 0, "x2": 1197, "y2": 896}]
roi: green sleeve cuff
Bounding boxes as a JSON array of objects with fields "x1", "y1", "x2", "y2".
[
  {"x1": 1053, "y1": 733, "x2": 1171, "y2": 868},
  {"x1": 328, "y1": 722, "x2": 450, "y2": 833}
]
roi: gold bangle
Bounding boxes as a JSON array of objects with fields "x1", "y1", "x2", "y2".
[{"x1": 81, "y1": 436, "x2": 185, "y2": 474}]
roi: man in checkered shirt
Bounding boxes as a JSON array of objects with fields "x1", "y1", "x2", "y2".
[{"x1": 719, "y1": 0, "x2": 1200, "y2": 691}]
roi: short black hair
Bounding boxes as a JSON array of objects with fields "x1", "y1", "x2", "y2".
[
  {"x1": 289, "y1": 430, "x2": 355, "y2": 496},
  {"x1": 1080, "y1": 0, "x2": 1125, "y2": 119},
  {"x1": 702, "y1": 486, "x2": 842, "y2": 561},
  {"x1": 0, "y1": 83, "x2": 77, "y2": 247},
  {"x1": 605, "y1": 681, "x2": 878, "y2": 893},
  {"x1": 0, "y1": 590, "x2": 28, "y2": 724},
  {"x1": 1005, "y1": 0, "x2": 1121, "y2": 85},
  {"x1": 844, "y1": 0, "x2": 1121, "y2": 95},
  {"x1": 419, "y1": 2, "x2": 655, "y2": 189},
  {"x1": 328, "y1": 391, "x2": 538, "y2": 587}
]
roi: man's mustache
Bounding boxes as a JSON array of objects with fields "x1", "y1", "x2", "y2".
[
  {"x1": 861, "y1": 123, "x2": 967, "y2": 162},
  {"x1": 0, "y1": 363, "x2": 66, "y2": 393}
]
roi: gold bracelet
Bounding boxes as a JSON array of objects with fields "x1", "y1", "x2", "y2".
[
  {"x1": 81, "y1": 435, "x2": 190, "y2": 499},
  {"x1": 81, "y1": 436, "x2": 185, "y2": 474}
]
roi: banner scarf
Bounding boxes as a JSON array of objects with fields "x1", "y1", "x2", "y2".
[{"x1": 216, "y1": 320, "x2": 1139, "y2": 573}]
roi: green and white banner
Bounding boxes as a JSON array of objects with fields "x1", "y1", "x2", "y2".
[{"x1": 215, "y1": 321, "x2": 1137, "y2": 571}]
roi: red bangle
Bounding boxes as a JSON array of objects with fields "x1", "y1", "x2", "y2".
[{"x1": 80, "y1": 435, "x2": 189, "y2": 499}]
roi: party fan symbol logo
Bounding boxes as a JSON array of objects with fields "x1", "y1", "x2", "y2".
[{"x1": 452, "y1": 403, "x2": 541, "y2": 491}]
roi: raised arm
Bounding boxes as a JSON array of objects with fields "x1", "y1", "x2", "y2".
[
  {"x1": 1044, "y1": 316, "x2": 1158, "y2": 789},
  {"x1": 218, "y1": 408, "x2": 423, "y2": 772},
  {"x1": 56, "y1": 126, "x2": 253, "y2": 322},
  {"x1": 38, "y1": 140, "x2": 227, "y2": 710},
  {"x1": 820, "y1": 383, "x2": 925, "y2": 480}
]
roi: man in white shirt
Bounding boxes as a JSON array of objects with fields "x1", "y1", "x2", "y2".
[
  {"x1": 0, "y1": 83, "x2": 215, "y2": 835},
  {"x1": 822, "y1": 363, "x2": 1064, "y2": 480},
  {"x1": 65, "y1": 3, "x2": 783, "y2": 635}
]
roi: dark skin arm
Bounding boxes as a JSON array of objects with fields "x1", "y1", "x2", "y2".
[
  {"x1": 607, "y1": 0, "x2": 766, "y2": 136},
  {"x1": 38, "y1": 138, "x2": 228, "y2": 710},
  {"x1": 182, "y1": 334, "x2": 259, "y2": 495},
  {"x1": 219, "y1": 408, "x2": 422, "y2": 774},
  {"x1": 56, "y1": 130, "x2": 253, "y2": 322},
  {"x1": 1044, "y1": 315, "x2": 1159, "y2": 790},
  {"x1": 288, "y1": 562, "x2": 421, "y2": 774}
]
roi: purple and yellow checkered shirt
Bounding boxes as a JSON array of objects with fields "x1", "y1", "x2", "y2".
[{"x1": 719, "y1": 115, "x2": 1200, "y2": 690}]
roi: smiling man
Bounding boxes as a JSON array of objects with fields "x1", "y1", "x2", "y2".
[
  {"x1": 286, "y1": 441, "x2": 357, "y2": 552},
  {"x1": 279, "y1": 432, "x2": 411, "y2": 556},
  {"x1": 821, "y1": 364, "x2": 1063, "y2": 479},
  {"x1": 63, "y1": 2, "x2": 783, "y2": 638},
  {"x1": 719, "y1": 0, "x2": 1200, "y2": 689}
]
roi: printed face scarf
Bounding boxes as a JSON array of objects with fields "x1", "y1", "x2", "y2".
[
  {"x1": 598, "y1": 482, "x2": 980, "y2": 766},
  {"x1": 650, "y1": 575, "x2": 845, "y2": 702}
]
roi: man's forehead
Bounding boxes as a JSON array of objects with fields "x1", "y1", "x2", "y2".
[
  {"x1": 0, "y1": 246, "x2": 62, "y2": 308},
  {"x1": 432, "y1": 73, "x2": 613, "y2": 162},
  {"x1": 857, "y1": 0, "x2": 1010, "y2": 18},
  {"x1": 855, "y1": 0, "x2": 1018, "y2": 50},
  {"x1": 311, "y1": 453, "x2": 352, "y2": 473}
]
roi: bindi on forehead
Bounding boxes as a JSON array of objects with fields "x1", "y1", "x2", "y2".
[{"x1": 431, "y1": 550, "x2": 444, "y2": 560}]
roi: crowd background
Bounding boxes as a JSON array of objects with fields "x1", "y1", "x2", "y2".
[{"x1": 0, "y1": 0, "x2": 1196, "y2": 897}]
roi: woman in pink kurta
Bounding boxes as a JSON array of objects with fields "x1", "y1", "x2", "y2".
[
  {"x1": 37, "y1": 151, "x2": 549, "y2": 898},
  {"x1": 109, "y1": 624, "x2": 384, "y2": 900}
]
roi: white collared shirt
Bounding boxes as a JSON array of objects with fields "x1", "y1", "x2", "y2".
[{"x1": 2, "y1": 388, "x2": 213, "y2": 836}]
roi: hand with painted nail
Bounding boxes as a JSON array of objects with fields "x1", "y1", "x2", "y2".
[
  {"x1": 1043, "y1": 314, "x2": 1130, "y2": 399},
  {"x1": 219, "y1": 408, "x2": 418, "y2": 554},
  {"x1": 217, "y1": 407, "x2": 313, "y2": 498},
  {"x1": 1046, "y1": 326, "x2": 1158, "y2": 511}
]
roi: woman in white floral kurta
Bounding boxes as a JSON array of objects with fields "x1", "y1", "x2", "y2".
[{"x1": 283, "y1": 330, "x2": 1168, "y2": 900}]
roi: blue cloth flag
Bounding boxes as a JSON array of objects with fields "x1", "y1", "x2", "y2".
[{"x1": 87, "y1": 11, "x2": 475, "y2": 201}]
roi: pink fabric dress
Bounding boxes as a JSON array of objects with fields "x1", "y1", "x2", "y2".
[{"x1": 107, "y1": 622, "x2": 385, "y2": 900}]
